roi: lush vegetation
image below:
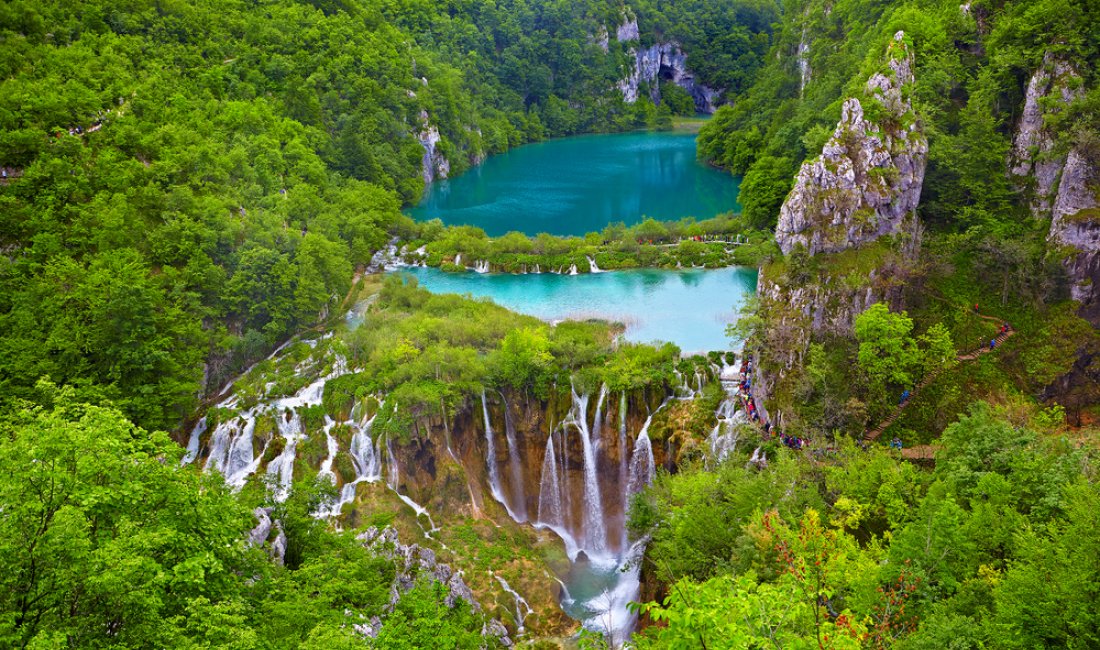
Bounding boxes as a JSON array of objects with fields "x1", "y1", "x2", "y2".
[
  {"x1": 399, "y1": 215, "x2": 778, "y2": 273},
  {"x1": 628, "y1": 402, "x2": 1100, "y2": 649},
  {"x1": 698, "y1": 0, "x2": 1100, "y2": 232},
  {"x1": 0, "y1": 0, "x2": 777, "y2": 432},
  {"x1": 0, "y1": 384, "x2": 496, "y2": 648}
]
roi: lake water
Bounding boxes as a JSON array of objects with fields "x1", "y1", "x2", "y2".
[
  {"x1": 408, "y1": 132, "x2": 740, "y2": 236},
  {"x1": 397, "y1": 266, "x2": 757, "y2": 354}
]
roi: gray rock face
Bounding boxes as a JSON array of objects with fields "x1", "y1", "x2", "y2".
[
  {"x1": 418, "y1": 110, "x2": 450, "y2": 185},
  {"x1": 775, "y1": 32, "x2": 927, "y2": 256},
  {"x1": 248, "y1": 507, "x2": 273, "y2": 546},
  {"x1": 1010, "y1": 54, "x2": 1084, "y2": 216},
  {"x1": 618, "y1": 42, "x2": 720, "y2": 113},
  {"x1": 616, "y1": 13, "x2": 640, "y2": 42},
  {"x1": 270, "y1": 521, "x2": 287, "y2": 567},
  {"x1": 248, "y1": 507, "x2": 286, "y2": 565},
  {"x1": 1049, "y1": 149, "x2": 1100, "y2": 324}
]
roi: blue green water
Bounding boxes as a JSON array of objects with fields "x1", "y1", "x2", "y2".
[
  {"x1": 397, "y1": 266, "x2": 757, "y2": 353},
  {"x1": 408, "y1": 132, "x2": 740, "y2": 236}
]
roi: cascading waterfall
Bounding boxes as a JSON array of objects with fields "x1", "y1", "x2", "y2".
[
  {"x1": 267, "y1": 410, "x2": 302, "y2": 501},
  {"x1": 385, "y1": 431, "x2": 439, "y2": 536},
  {"x1": 565, "y1": 385, "x2": 607, "y2": 555},
  {"x1": 182, "y1": 417, "x2": 206, "y2": 465},
  {"x1": 500, "y1": 393, "x2": 528, "y2": 522},
  {"x1": 618, "y1": 391, "x2": 629, "y2": 546},
  {"x1": 349, "y1": 414, "x2": 382, "y2": 481},
  {"x1": 709, "y1": 376, "x2": 745, "y2": 463},
  {"x1": 625, "y1": 416, "x2": 656, "y2": 500},
  {"x1": 568, "y1": 263, "x2": 579, "y2": 275},
  {"x1": 494, "y1": 574, "x2": 534, "y2": 634},
  {"x1": 474, "y1": 259, "x2": 490, "y2": 274},
  {"x1": 482, "y1": 391, "x2": 522, "y2": 522},
  {"x1": 454, "y1": 252, "x2": 462, "y2": 266},
  {"x1": 586, "y1": 255, "x2": 603, "y2": 273}
]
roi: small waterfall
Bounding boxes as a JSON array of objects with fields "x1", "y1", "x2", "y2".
[
  {"x1": 618, "y1": 392, "x2": 629, "y2": 549},
  {"x1": 494, "y1": 574, "x2": 533, "y2": 634},
  {"x1": 625, "y1": 416, "x2": 655, "y2": 500},
  {"x1": 482, "y1": 391, "x2": 523, "y2": 522},
  {"x1": 474, "y1": 259, "x2": 490, "y2": 274},
  {"x1": 586, "y1": 255, "x2": 603, "y2": 273},
  {"x1": 454, "y1": 252, "x2": 462, "y2": 266},
  {"x1": 500, "y1": 393, "x2": 528, "y2": 522},
  {"x1": 266, "y1": 410, "x2": 301, "y2": 501},
  {"x1": 709, "y1": 376, "x2": 745, "y2": 463},
  {"x1": 318, "y1": 418, "x2": 338, "y2": 478},
  {"x1": 385, "y1": 432, "x2": 439, "y2": 536},
  {"x1": 565, "y1": 386, "x2": 607, "y2": 555},
  {"x1": 797, "y1": 27, "x2": 811, "y2": 97},
  {"x1": 349, "y1": 415, "x2": 382, "y2": 481},
  {"x1": 534, "y1": 264, "x2": 541, "y2": 274},
  {"x1": 568, "y1": 263, "x2": 579, "y2": 275},
  {"x1": 182, "y1": 417, "x2": 206, "y2": 465}
]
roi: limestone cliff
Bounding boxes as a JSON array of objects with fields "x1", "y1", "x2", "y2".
[
  {"x1": 614, "y1": 13, "x2": 719, "y2": 114},
  {"x1": 1008, "y1": 53, "x2": 1099, "y2": 327},
  {"x1": 1049, "y1": 149, "x2": 1100, "y2": 324},
  {"x1": 417, "y1": 110, "x2": 450, "y2": 185},
  {"x1": 775, "y1": 32, "x2": 927, "y2": 256},
  {"x1": 1009, "y1": 54, "x2": 1084, "y2": 217}
]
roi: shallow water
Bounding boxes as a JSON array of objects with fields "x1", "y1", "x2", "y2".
[
  {"x1": 396, "y1": 265, "x2": 757, "y2": 354},
  {"x1": 408, "y1": 131, "x2": 741, "y2": 236}
]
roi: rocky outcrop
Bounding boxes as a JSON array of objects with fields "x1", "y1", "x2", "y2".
[
  {"x1": 616, "y1": 12, "x2": 640, "y2": 43},
  {"x1": 1010, "y1": 54, "x2": 1085, "y2": 216},
  {"x1": 248, "y1": 506, "x2": 286, "y2": 565},
  {"x1": 775, "y1": 32, "x2": 927, "y2": 256},
  {"x1": 356, "y1": 526, "x2": 513, "y2": 646},
  {"x1": 1049, "y1": 149, "x2": 1100, "y2": 325},
  {"x1": 417, "y1": 110, "x2": 450, "y2": 185},
  {"x1": 613, "y1": 10, "x2": 719, "y2": 114},
  {"x1": 618, "y1": 42, "x2": 720, "y2": 113}
]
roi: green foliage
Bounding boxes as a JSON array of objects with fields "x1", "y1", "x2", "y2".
[
  {"x1": 855, "y1": 303, "x2": 922, "y2": 389},
  {"x1": 0, "y1": 385, "x2": 493, "y2": 646}
]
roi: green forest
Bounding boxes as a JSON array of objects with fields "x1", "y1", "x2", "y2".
[{"x1": 2, "y1": 0, "x2": 1100, "y2": 648}]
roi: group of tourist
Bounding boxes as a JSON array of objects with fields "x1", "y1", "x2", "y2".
[{"x1": 738, "y1": 351, "x2": 809, "y2": 451}]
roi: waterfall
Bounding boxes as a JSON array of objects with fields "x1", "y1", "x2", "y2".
[
  {"x1": 319, "y1": 417, "x2": 337, "y2": 478},
  {"x1": 586, "y1": 255, "x2": 603, "y2": 273},
  {"x1": 474, "y1": 259, "x2": 490, "y2": 274},
  {"x1": 385, "y1": 432, "x2": 439, "y2": 536},
  {"x1": 565, "y1": 386, "x2": 607, "y2": 555},
  {"x1": 709, "y1": 376, "x2": 745, "y2": 463},
  {"x1": 350, "y1": 415, "x2": 382, "y2": 481},
  {"x1": 568, "y1": 263, "x2": 578, "y2": 275},
  {"x1": 454, "y1": 252, "x2": 462, "y2": 266},
  {"x1": 182, "y1": 417, "x2": 206, "y2": 465},
  {"x1": 500, "y1": 393, "x2": 528, "y2": 522},
  {"x1": 618, "y1": 392, "x2": 629, "y2": 549},
  {"x1": 534, "y1": 264, "x2": 541, "y2": 274},
  {"x1": 537, "y1": 431, "x2": 563, "y2": 527},
  {"x1": 482, "y1": 391, "x2": 522, "y2": 521},
  {"x1": 266, "y1": 410, "x2": 301, "y2": 501},
  {"x1": 494, "y1": 574, "x2": 533, "y2": 634},
  {"x1": 536, "y1": 430, "x2": 580, "y2": 559},
  {"x1": 625, "y1": 416, "x2": 655, "y2": 501}
]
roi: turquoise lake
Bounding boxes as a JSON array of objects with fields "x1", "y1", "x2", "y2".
[
  {"x1": 396, "y1": 266, "x2": 758, "y2": 353},
  {"x1": 408, "y1": 131, "x2": 741, "y2": 236}
]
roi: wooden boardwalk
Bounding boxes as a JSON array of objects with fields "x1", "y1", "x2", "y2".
[{"x1": 865, "y1": 313, "x2": 1014, "y2": 442}]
